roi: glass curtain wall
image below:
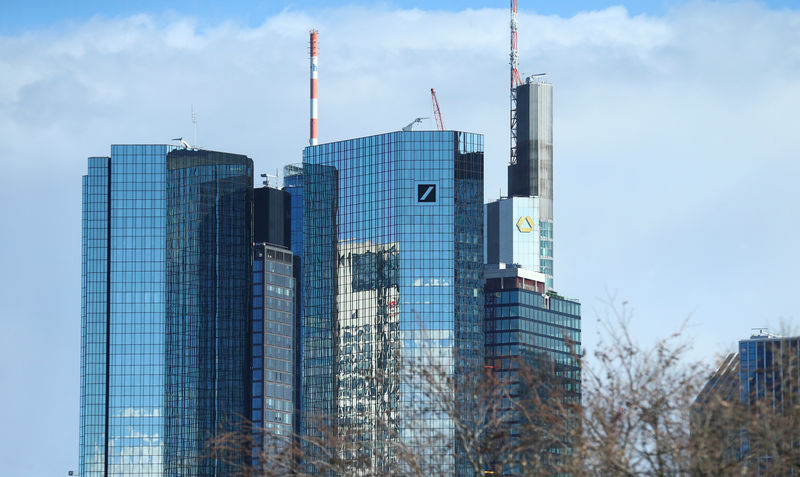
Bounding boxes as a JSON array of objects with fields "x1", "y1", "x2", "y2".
[
  {"x1": 80, "y1": 145, "x2": 252, "y2": 477},
  {"x1": 302, "y1": 131, "x2": 484, "y2": 475}
]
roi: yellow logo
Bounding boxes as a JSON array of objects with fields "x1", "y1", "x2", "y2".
[{"x1": 516, "y1": 216, "x2": 534, "y2": 233}]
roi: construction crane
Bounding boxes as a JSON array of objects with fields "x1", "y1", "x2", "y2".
[
  {"x1": 509, "y1": 0, "x2": 523, "y2": 165},
  {"x1": 402, "y1": 117, "x2": 428, "y2": 132},
  {"x1": 171, "y1": 137, "x2": 192, "y2": 149},
  {"x1": 431, "y1": 88, "x2": 445, "y2": 131}
]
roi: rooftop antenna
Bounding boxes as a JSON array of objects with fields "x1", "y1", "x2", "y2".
[
  {"x1": 191, "y1": 105, "x2": 198, "y2": 147},
  {"x1": 260, "y1": 169, "x2": 279, "y2": 187},
  {"x1": 402, "y1": 117, "x2": 428, "y2": 132},
  {"x1": 509, "y1": 0, "x2": 523, "y2": 165}
]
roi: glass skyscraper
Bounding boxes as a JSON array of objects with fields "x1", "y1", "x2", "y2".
[
  {"x1": 251, "y1": 185, "x2": 296, "y2": 462},
  {"x1": 693, "y1": 332, "x2": 800, "y2": 473},
  {"x1": 483, "y1": 75, "x2": 581, "y2": 474},
  {"x1": 301, "y1": 130, "x2": 484, "y2": 474},
  {"x1": 80, "y1": 145, "x2": 253, "y2": 476},
  {"x1": 487, "y1": 77, "x2": 555, "y2": 290},
  {"x1": 483, "y1": 264, "x2": 581, "y2": 474},
  {"x1": 251, "y1": 243, "x2": 295, "y2": 448}
]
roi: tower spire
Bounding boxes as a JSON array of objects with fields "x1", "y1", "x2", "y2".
[
  {"x1": 309, "y1": 29, "x2": 319, "y2": 146},
  {"x1": 510, "y1": 0, "x2": 523, "y2": 165}
]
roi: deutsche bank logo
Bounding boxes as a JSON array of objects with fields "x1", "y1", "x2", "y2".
[{"x1": 417, "y1": 184, "x2": 436, "y2": 203}]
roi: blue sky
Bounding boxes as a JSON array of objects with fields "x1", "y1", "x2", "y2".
[
  {"x1": 0, "y1": 1, "x2": 798, "y2": 476},
  {"x1": 1, "y1": 0, "x2": 797, "y2": 33}
]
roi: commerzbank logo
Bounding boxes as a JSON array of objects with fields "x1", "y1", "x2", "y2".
[{"x1": 516, "y1": 216, "x2": 534, "y2": 233}]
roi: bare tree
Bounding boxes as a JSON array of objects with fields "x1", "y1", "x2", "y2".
[{"x1": 208, "y1": 304, "x2": 800, "y2": 476}]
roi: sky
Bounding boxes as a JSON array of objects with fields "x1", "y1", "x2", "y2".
[{"x1": 1, "y1": 1, "x2": 798, "y2": 475}]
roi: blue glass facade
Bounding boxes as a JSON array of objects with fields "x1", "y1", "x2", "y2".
[
  {"x1": 283, "y1": 164, "x2": 304, "y2": 435},
  {"x1": 695, "y1": 334, "x2": 800, "y2": 472},
  {"x1": 252, "y1": 244, "x2": 295, "y2": 454},
  {"x1": 80, "y1": 145, "x2": 253, "y2": 476},
  {"x1": 283, "y1": 164, "x2": 303, "y2": 259},
  {"x1": 483, "y1": 265, "x2": 581, "y2": 471},
  {"x1": 302, "y1": 130, "x2": 484, "y2": 473},
  {"x1": 484, "y1": 287, "x2": 580, "y2": 366},
  {"x1": 739, "y1": 335, "x2": 800, "y2": 408}
]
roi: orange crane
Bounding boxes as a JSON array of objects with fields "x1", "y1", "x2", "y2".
[{"x1": 431, "y1": 88, "x2": 445, "y2": 131}]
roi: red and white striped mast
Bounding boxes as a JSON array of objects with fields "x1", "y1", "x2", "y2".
[
  {"x1": 509, "y1": 0, "x2": 523, "y2": 165},
  {"x1": 309, "y1": 29, "x2": 319, "y2": 146}
]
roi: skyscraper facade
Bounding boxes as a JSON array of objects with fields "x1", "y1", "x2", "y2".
[
  {"x1": 301, "y1": 130, "x2": 484, "y2": 473},
  {"x1": 692, "y1": 333, "x2": 800, "y2": 474},
  {"x1": 80, "y1": 145, "x2": 253, "y2": 476},
  {"x1": 738, "y1": 334, "x2": 800, "y2": 408},
  {"x1": 254, "y1": 185, "x2": 291, "y2": 247},
  {"x1": 484, "y1": 76, "x2": 581, "y2": 473},
  {"x1": 485, "y1": 196, "x2": 553, "y2": 288},
  {"x1": 484, "y1": 264, "x2": 580, "y2": 371},
  {"x1": 484, "y1": 263, "x2": 581, "y2": 472},
  {"x1": 487, "y1": 78, "x2": 555, "y2": 290},
  {"x1": 251, "y1": 185, "x2": 296, "y2": 460},
  {"x1": 251, "y1": 243, "x2": 295, "y2": 446},
  {"x1": 283, "y1": 164, "x2": 304, "y2": 435},
  {"x1": 508, "y1": 79, "x2": 553, "y2": 207}
]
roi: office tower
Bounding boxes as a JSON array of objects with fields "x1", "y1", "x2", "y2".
[
  {"x1": 488, "y1": 78, "x2": 554, "y2": 289},
  {"x1": 485, "y1": 74, "x2": 581, "y2": 473},
  {"x1": 251, "y1": 243, "x2": 295, "y2": 447},
  {"x1": 692, "y1": 332, "x2": 800, "y2": 474},
  {"x1": 484, "y1": 263, "x2": 581, "y2": 471},
  {"x1": 80, "y1": 145, "x2": 253, "y2": 476},
  {"x1": 302, "y1": 130, "x2": 484, "y2": 473},
  {"x1": 251, "y1": 185, "x2": 295, "y2": 461}
]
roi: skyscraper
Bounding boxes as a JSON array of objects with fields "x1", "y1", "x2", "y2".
[
  {"x1": 484, "y1": 76, "x2": 581, "y2": 472},
  {"x1": 251, "y1": 243, "x2": 295, "y2": 448},
  {"x1": 692, "y1": 332, "x2": 800, "y2": 474},
  {"x1": 80, "y1": 145, "x2": 253, "y2": 476},
  {"x1": 484, "y1": 263, "x2": 581, "y2": 472},
  {"x1": 487, "y1": 78, "x2": 554, "y2": 289},
  {"x1": 251, "y1": 184, "x2": 297, "y2": 464},
  {"x1": 301, "y1": 130, "x2": 484, "y2": 473}
]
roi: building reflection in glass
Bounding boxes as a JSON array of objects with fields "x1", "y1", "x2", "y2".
[{"x1": 302, "y1": 131, "x2": 484, "y2": 475}]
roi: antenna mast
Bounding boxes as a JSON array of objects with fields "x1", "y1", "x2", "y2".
[
  {"x1": 431, "y1": 88, "x2": 445, "y2": 131},
  {"x1": 191, "y1": 105, "x2": 197, "y2": 147},
  {"x1": 309, "y1": 29, "x2": 319, "y2": 146},
  {"x1": 509, "y1": 0, "x2": 523, "y2": 165}
]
